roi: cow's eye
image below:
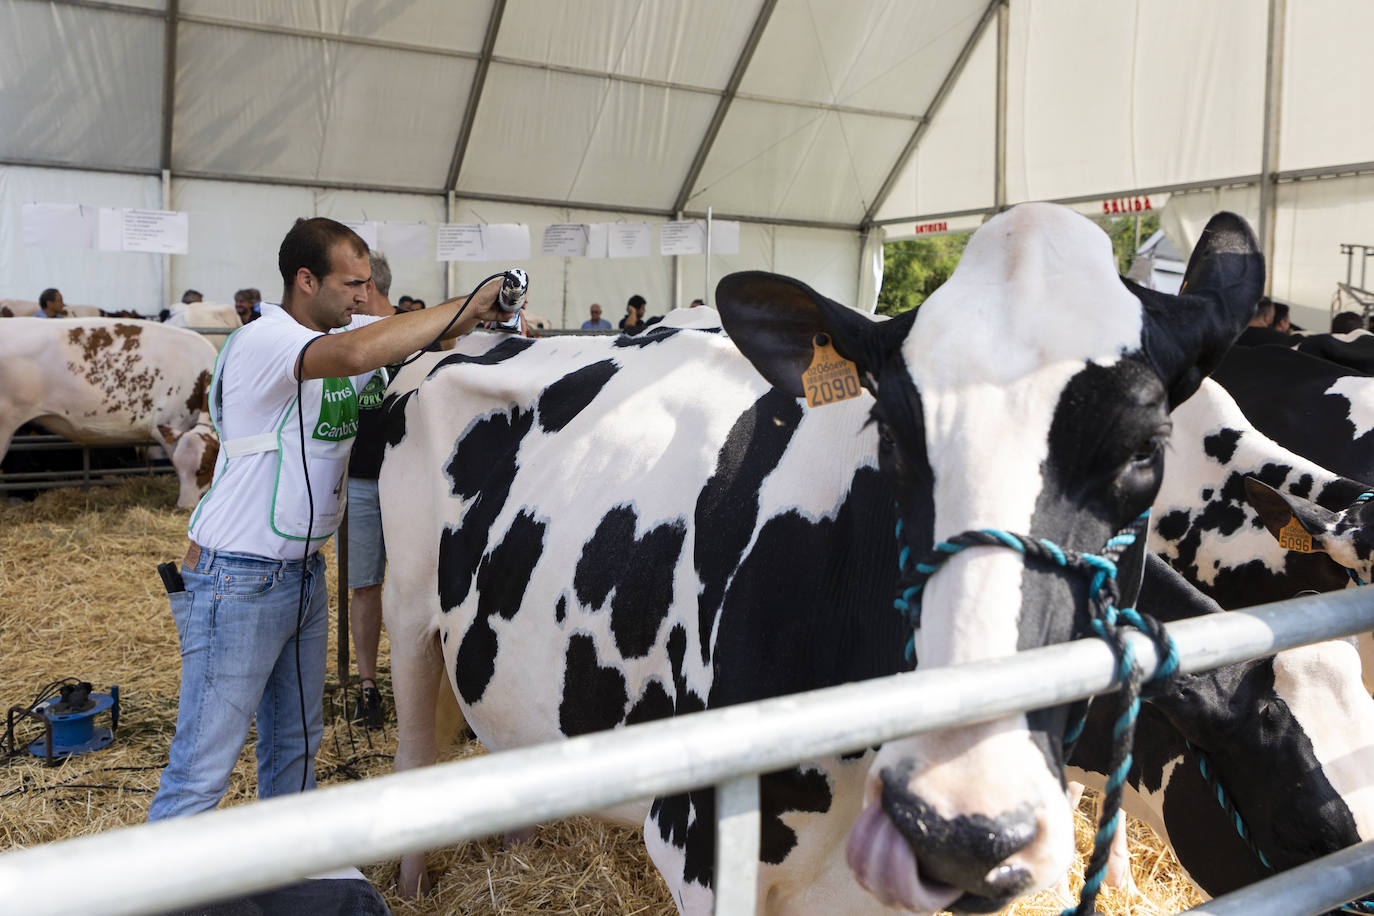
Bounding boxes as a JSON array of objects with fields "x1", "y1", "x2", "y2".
[{"x1": 1127, "y1": 426, "x2": 1170, "y2": 469}]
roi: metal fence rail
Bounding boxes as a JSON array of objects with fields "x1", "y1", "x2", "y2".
[
  {"x1": 0, "y1": 434, "x2": 173, "y2": 493},
  {"x1": 2, "y1": 588, "x2": 1373, "y2": 916}
]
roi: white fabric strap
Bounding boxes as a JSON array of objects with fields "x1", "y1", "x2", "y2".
[{"x1": 220, "y1": 432, "x2": 279, "y2": 458}]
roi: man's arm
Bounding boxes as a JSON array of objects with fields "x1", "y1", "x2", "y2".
[{"x1": 296, "y1": 276, "x2": 511, "y2": 380}]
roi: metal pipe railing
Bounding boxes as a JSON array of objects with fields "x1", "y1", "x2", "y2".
[
  {"x1": 2, "y1": 587, "x2": 1372, "y2": 916},
  {"x1": 1183, "y1": 838, "x2": 1374, "y2": 916}
]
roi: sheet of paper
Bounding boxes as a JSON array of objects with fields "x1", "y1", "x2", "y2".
[
  {"x1": 607, "y1": 222, "x2": 652, "y2": 258},
  {"x1": 340, "y1": 220, "x2": 379, "y2": 249},
  {"x1": 97, "y1": 208, "x2": 125, "y2": 251},
  {"x1": 120, "y1": 209, "x2": 189, "y2": 254},
  {"x1": 659, "y1": 220, "x2": 704, "y2": 255},
  {"x1": 436, "y1": 224, "x2": 485, "y2": 261},
  {"x1": 22, "y1": 203, "x2": 95, "y2": 249},
  {"x1": 481, "y1": 223, "x2": 531, "y2": 261},
  {"x1": 586, "y1": 223, "x2": 609, "y2": 259},
  {"x1": 541, "y1": 224, "x2": 590, "y2": 257},
  {"x1": 378, "y1": 221, "x2": 429, "y2": 258}
]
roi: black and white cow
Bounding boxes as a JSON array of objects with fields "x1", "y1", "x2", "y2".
[
  {"x1": 1150, "y1": 377, "x2": 1374, "y2": 613},
  {"x1": 1293, "y1": 329, "x2": 1374, "y2": 377},
  {"x1": 378, "y1": 203, "x2": 1261, "y2": 912},
  {"x1": 1212, "y1": 343, "x2": 1374, "y2": 484},
  {"x1": 1069, "y1": 554, "x2": 1374, "y2": 900}
]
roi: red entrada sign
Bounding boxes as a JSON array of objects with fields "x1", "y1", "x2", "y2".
[
  {"x1": 1102, "y1": 197, "x2": 1153, "y2": 214},
  {"x1": 913, "y1": 221, "x2": 948, "y2": 235}
]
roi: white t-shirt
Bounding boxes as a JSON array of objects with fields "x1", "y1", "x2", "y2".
[{"x1": 189, "y1": 302, "x2": 384, "y2": 559}]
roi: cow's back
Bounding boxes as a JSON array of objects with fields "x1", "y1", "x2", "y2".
[{"x1": 0, "y1": 318, "x2": 215, "y2": 446}]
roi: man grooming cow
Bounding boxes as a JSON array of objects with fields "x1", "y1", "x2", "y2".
[
  {"x1": 148, "y1": 217, "x2": 519, "y2": 821},
  {"x1": 377, "y1": 204, "x2": 1263, "y2": 911}
]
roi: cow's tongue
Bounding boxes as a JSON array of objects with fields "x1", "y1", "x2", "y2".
[{"x1": 846, "y1": 799, "x2": 964, "y2": 913}]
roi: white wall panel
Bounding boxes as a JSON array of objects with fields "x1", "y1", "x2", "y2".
[
  {"x1": 496, "y1": 0, "x2": 757, "y2": 89},
  {"x1": 168, "y1": 178, "x2": 314, "y2": 308},
  {"x1": 315, "y1": 189, "x2": 446, "y2": 307},
  {"x1": 179, "y1": 0, "x2": 491, "y2": 53},
  {"x1": 1280, "y1": 0, "x2": 1374, "y2": 172},
  {"x1": 0, "y1": 165, "x2": 162, "y2": 311},
  {"x1": 0, "y1": 2, "x2": 163, "y2": 170}
]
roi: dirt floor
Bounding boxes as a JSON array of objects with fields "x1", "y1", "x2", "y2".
[{"x1": 0, "y1": 478, "x2": 1204, "y2": 914}]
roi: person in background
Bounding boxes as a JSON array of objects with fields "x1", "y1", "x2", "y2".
[
  {"x1": 689, "y1": 298, "x2": 704, "y2": 308},
  {"x1": 181, "y1": 289, "x2": 203, "y2": 304},
  {"x1": 1271, "y1": 302, "x2": 1292, "y2": 335},
  {"x1": 36, "y1": 287, "x2": 64, "y2": 318},
  {"x1": 581, "y1": 303, "x2": 611, "y2": 330},
  {"x1": 1234, "y1": 296, "x2": 1290, "y2": 347},
  {"x1": 337, "y1": 250, "x2": 397, "y2": 729},
  {"x1": 234, "y1": 288, "x2": 260, "y2": 324},
  {"x1": 619, "y1": 294, "x2": 646, "y2": 333},
  {"x1": 395, "y1": 295, "x2": 414, "y2": 313},
  {"x1": 1332, "y1": 311, "x2": 1365, "y2": 335},
  {"x1": 148, "y1": 217, "x2": 518, "y2": 821},
  {"x1": 410, "y1": 298, "x2": 426, "y2": 310}
]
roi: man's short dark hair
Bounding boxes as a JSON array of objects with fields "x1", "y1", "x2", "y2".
[
  {"x1": 628, "y1": 294, "x2": 646, "y2": 310},
  {"x1": 181, "y1": 289, "x2": 202, "y2": 304},
  {"x1": 1332, "y1": 311, "x2": 1364, "y2": 334},
  {"x1": 397, "y1": 295, "x2": 413, "y2": 305},
  {"x1": 1255, "y1": 296, "x2": 1275, "y2": 322},
  {"x1": 39, "y1": 288, "x2": 60, "y2": 308},
  {"x1": 1272, "y1": 302, "x2": 1290, "y2": 324},
  {"x1": 278, "y1": 217, "x2": 368, "y2": 293}
]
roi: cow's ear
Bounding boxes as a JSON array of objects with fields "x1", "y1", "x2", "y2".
[
  {"x1": 1245, "y1": 476, "x2": 1340, "y2": 551},
  {"x1": 1133, "y1": 212, "x2": 1265, "y2": 409},
  {"x1": 716, "y1": 271, "x2": 914, "y2": 397}
]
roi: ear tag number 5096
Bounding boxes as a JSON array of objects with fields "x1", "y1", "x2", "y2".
[{"x1": 802, "y1": 333, "x2": 862, "y2": 408}]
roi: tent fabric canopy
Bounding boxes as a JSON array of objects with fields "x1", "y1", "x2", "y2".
[{"x1": 3, "y1": 0, "x2": 1373, "y2": 329}]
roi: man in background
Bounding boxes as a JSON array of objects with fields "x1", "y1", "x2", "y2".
[
  {"x1": 234, "y1": 288, "x2": 261, "y2": 324},
  {"x1": 36, "y1": 287, "x2": 64, "y2": 317},
  {"x1": 337, "y1": 250, "x2": 397, "y2": 728},
  {"x1": 181, "y1": 289, "x2": 203, "y2": 304},
  {"x1": 581, "y1": 303, "x2": 611, "y2": 329}
]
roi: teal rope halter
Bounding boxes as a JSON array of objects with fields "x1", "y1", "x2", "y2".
[{"x1": 893, "y1": 510, "x2": 1178, "y2": 916}]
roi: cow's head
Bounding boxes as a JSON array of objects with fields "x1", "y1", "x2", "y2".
[
  {"x1": 1246, "y1": 477, "x2": 1374, "y2": 587},
  {"x1": 160, "y1": 415, "x2": 218, "y2": 509},
  {"x1": 718, "y1": 203, "x2": 1262, "y2": 911},
  {"x1": 1073, "y1": 555, "x2": 1374, "y2": 897}
]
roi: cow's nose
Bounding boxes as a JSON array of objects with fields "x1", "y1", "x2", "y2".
[{"x1": 880, "y1": 769, "x2": 1037, "y2": 908}]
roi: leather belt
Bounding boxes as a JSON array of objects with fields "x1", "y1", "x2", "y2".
[{"x1": 184, "y1": 541, "x2": 202, "y2": 569}]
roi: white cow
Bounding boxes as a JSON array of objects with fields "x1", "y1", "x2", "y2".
[
  {"x1": 0, "y1": 318, "x2": 219, "y2": 508},
  {"x1": 164, "y1": 302, "x2": 242, "y2": 352}
]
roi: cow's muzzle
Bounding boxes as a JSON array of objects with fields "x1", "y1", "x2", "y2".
[{"x1": 878, "y1": 767, "x2": 1038, "y2": 912}]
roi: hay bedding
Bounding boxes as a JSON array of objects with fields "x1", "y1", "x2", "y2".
[{"x1": 0, "y1": 479, "x2": 1203, "y2": 914}]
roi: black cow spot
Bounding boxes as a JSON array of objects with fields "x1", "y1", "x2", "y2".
[
  {"x1": 437, "y1": 406, "x2": 535, "y2": 611},
  {"x1": 379, "y1": 389, "x2": 415, "y2": 449},
  {"x1": 1255, "y1": 462, "x2": 1292, "y2": 489},
  {"x1": 626, "y1": 679, "x2": 675, "y2": 725},
  {"x1": 1291, "y1": 474, "x2": 1314, "y2": 499},
  {"x1": 1203, "y1": 429, "x2": 1242, "y2": 464},
  {"x1": 559, "y1": 634, "x2": 629, "y2": 736},
  {"x1": 1156, "y1": 509, "x2": 1191, "y2": 543},
  {"x1": 452, "y1": 511, "x2": 546, "y2": 704},
  {"x1": 711, "y1": 466, "x2": 904, "y2": 705},
  {"x1": 694, "y1": 389, "x2": 804, "y2": 664},
  {"x1": 613, "y1": 326, "x2": 683, "y2": 348},
  {"x1": 760, "y1": 766, "x2": 834, "y2": 865},
  {"x1": 1201, "y1": 488, "x2": 1213, "y2": 501},
  {"x1": 538, "y1": 359, "x2": 619, "y2": 433},
  {"x1": 572, "y1": 506, "x2": 687, "y2": 659},
  {"x1": 555, "y1": 594, "x2": 566, "y2": 623},
  {"x1": 426, "y1": 336, "x2": 535, "y2": 379},
  {"x1": 650, "y1": 789, "x2": 715, "y2": 888},
  {"x1": 666, "y1": 624, "x2": 706, "y2": 716}
]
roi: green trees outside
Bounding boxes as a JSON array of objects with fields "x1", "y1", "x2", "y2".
[{"x1": 875, "y1": 213, "x2": 1161, "y2": 318}]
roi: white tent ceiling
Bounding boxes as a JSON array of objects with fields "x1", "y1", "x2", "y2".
[{"x1": 3, "y1": 0, "x2": 1373, "y2": 328}]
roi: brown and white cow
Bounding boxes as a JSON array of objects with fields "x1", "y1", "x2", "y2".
[{"x1": 0, "y1": 318, "x2": 219, "y2": 508}]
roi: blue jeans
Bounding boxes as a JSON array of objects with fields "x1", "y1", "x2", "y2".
[{"x1": 148, "y1": 546, "x2": 329, "y2": 821}]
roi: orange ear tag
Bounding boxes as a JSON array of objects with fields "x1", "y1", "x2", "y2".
[
  {"x1": 1277, "y1": 517, "x2": 1314, "y2": 553},
  {"x1": 801, "y1": 333, "x2": 862, "y2": 408}
]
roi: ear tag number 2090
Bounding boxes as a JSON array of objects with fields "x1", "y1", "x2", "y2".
[{"x1": 802, "y1": 333, "x2": 862, "y2": 408}]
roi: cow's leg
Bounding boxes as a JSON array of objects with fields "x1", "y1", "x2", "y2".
[
  {"x1": 1050, "y1": 781, "x2": 1088, "y2": 904},
  {"x1": 385, "y1": 588, "x2": 446, "y2": 898},
  {"x1": 643, "y1": 795, "x2": 714, "y2": 916},
  {"x1": 1104, "y1": 813, "x2": 1136, "y2": 892}
]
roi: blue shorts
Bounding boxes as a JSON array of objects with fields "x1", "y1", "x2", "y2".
[{"x1": 336, "y1": 478, "x2": 385, "y2": 589}]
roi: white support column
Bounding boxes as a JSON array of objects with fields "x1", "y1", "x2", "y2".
[
  {"x1": 445, "y1": 190, "x2": 456, "y2": 300},
  {"x1": 705, "y1": 207, "x2": 713, "y2": 307},
  {"x1": 993, "y1": 1, "x2": 1009, "y2": 212},
  {"x1": 713, "y1": 775, "x2": 761, "y2": 914},
  {"x1": 1258, "y1": 0, "x2": 1287, "y2": 295},
  {"x1": 161, "y1": 168, "x2": 172, "y2": 310}
]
